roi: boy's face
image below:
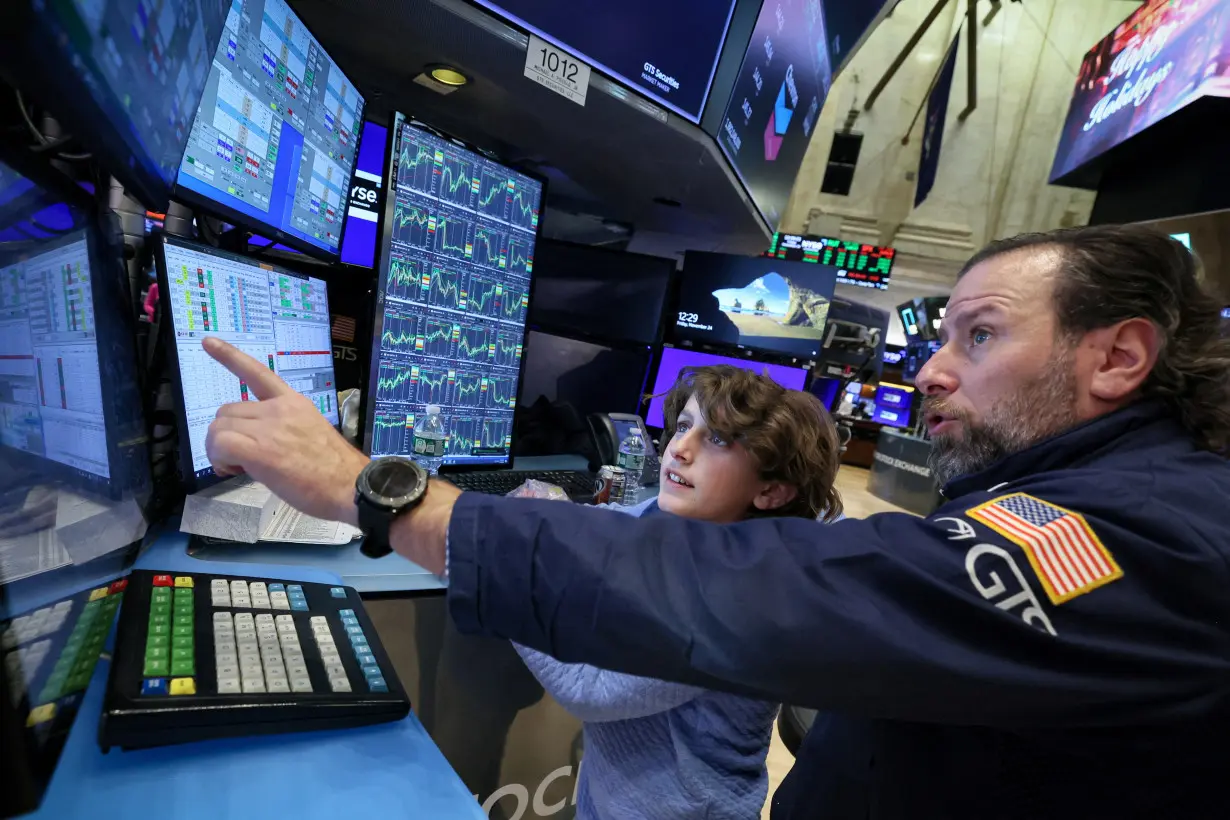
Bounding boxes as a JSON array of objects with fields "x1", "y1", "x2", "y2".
[{"x1": 658, "y1": 395, "x2": 794, "y2": 523}]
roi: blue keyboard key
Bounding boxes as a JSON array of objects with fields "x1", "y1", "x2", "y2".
[
  {"x1": 330, "y1": 587, "x2": 346, "y2": 598},
  {"x1": 338, "y1": 609, "x2": 354, "y2": 618},
  {"x1": 356, "y1": 651, "x2": 377, "y2": 666},
  {"x1": 141, "y1": 678, "x2": 168, "y2": 696},
  {"x1": 368, "y1": 676, "x2": 388, "y2": 693},
  {"x1": 361, "y1": 664, "x2": 382, "y2": 679},
  {"x1": 268, "y1": 583, "x2": 285, "y2": 592},
  {"x1": 287, "y1": 585, "x2": 303, "y2": 594},
  {"x1": 341, "y1": 616, "x2": 360, "y2": 628},
  {"x1": 345, "y1": 625, "x2": 364, "y2": 636},
  {"x1": 290, "y1": 599, "x2": 309, "y2": 611},
  {"x1": 349, "y1": 633, "x2": 369, "y2": 648}
]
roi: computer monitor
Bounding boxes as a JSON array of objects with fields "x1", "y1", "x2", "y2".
[
  {"x1": 519, "y1": 331, "x2": 652, "y2": 418},
  {"x1": 672, "y1": 251, "x2": 839, "y2": 359},
  {"x1": 0, "y1": 162, "x2": 148, "y2": 498},
  {"x1": 363, "y1": 113, "x2": 546, "y2": 469},
  {"x1": 645, "y1": 346, "x2": 809, "y2": 429},
  {"x1": 174, "y1": 0, "x2": 365, "y2": 259},
  {"x1": 341, "y1": 121, "x2": 389, "y2": 268},
  {"x1": 765, "y1": 233, "x2": 896, "y2": 291},
  {"x1": 872, "y1": 383, "x2": 915, "y2": 429},
  {"x1": 529, "y1": 240, "x2": 675, "y2": 346},
  {"x1": 1, "y1": 0, "x2": 229, "y2": 209},
  {"x1": 154, "y1": 235, "x2": 339, "y2": 489}
]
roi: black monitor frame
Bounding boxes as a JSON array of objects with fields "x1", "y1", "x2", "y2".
[
  {"x1": 154, "y1": 233, "x2": 339, "y2": 491},
  {"x1": 0, "y1": 150, "x2": 149, "y2": 500},
  {"x1": 0, "y1": 0, "x2": 228, "y2": 212},
  {"x1": 170, "y1": 3, "x2": 365, "y2": 263},
  {"x1": 361, "y1": 111, "x2": 548, "y2": 471}
]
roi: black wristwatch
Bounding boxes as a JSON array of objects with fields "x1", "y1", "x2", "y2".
[{"x1": 355, "y1": 457, "x2": 429, "y2": 558}]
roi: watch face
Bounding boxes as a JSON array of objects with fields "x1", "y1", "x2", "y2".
[{"x1": 362, "y1": 458, "x2": 427, "y2": 506}]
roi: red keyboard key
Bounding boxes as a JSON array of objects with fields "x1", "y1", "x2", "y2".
[
  {"x1": 109, "y1": 579, "x2": 128, "y2": 594},
  {"x1": 153, "y1": 574, "x2": 173, "y2": 587}
]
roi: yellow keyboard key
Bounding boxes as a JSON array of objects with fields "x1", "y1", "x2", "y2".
[
  {"x1": 169, "y1": 677, "x2": 196, "y2": 696},
  {"x1": 87, "y1": 587, "x2": 109, "y2": 601},
  {"x1": 173, "y1": 576, "x2": 195, "y2": 588},
  {"x1": 27, "y1": 703, "x2": 56, "y2": 726}
]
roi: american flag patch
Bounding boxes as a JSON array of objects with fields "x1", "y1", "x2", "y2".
[
  {"x1": 331, "y1": 315, "x2": 356, "y2": 343},
  {"x1": 966, "y1": 493, "x2": 1122, "y2": 605}
]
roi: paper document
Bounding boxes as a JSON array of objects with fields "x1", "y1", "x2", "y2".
[
  {"x1": 181, "y1": 476, "x2": 359, "y2": 545},
  {"x1": 261, "y1": 504, "x2": 360, "y2": 545}
]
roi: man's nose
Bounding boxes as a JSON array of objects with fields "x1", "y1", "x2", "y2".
[
  {"x1": 916, "y1": 344, "x2": 958, "y2": 396},
  {"x1": 669, "y1": 431, "x2": 695, "y2": 463}
]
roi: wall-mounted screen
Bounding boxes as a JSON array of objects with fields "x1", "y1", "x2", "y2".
[
  {"x1": 472, "y1": 0, "x2": 737, "y2": 121},
  {"x1": 1050, "y1": 0, "x2": 1230, "y2": 184},
  {"x1": 175, "y1": 0, "x2": 365, "y2": 258},
  {"x1": 341, "y1": 121, "x2": 389, "y2": 267},
  {"x1": 673, "y1": 251, "x2": 838, "y2": 359},
  {"x1": 872, "y1": 382, "x2": 914, "y2": 429},
  {"x1": 766, "y1": 232, "x2": 895, "y2": 290},
  {"x1": 717, "y1": 0, "x2": 836, "y2": 227}
]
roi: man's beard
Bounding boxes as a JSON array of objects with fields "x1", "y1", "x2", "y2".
[{"x1": 926, "y1": 350, "x2": 1081, "y2": 487}]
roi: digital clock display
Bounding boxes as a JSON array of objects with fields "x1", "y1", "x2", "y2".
[{"x1": 765, "y1": 233, "x2": 896, "y2": 291}]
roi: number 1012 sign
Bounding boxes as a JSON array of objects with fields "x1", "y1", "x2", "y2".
[{"x1": 524, "y1": 34, "x2": 590, "y2": 107}]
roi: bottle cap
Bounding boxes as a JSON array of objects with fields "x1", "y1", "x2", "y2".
[{"x1": 426, "y1": 404, "x2": 441, "y2": 414}]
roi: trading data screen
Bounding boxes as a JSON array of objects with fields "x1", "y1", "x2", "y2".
[
  {"x1": 0, "y1": 233, "x2": 110, "y2": 482},
  {"x1": 176, "y1": 0, "x2": 364, "y2": 255},
  {"x1": 766, "y1": 232, "x2": 895, "y2": 290},
  {"x1": 160, "y1": 237, "x2": 338, "y2": 481},
  {"x1": 366, "y1": 118, "x2": 544, "y2": 467}
]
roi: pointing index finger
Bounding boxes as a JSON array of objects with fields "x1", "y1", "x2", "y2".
[{"x1": 202, "y1": 336, "x2": 294, "y2": 400}]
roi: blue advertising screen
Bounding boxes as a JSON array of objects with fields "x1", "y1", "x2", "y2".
[
  {"x1": 872, "y1": 383, "x2": 914, "y2": 428},
  {"x1": 472, "y1": 0, "x2": 737, "y2": 121},
  {"x1": 718, "y1": 0, "x2": 836, "y2": 227},
  {"x1": 341, "y1": 121, "x2": 388, "y2": 267},
  {"x1": 175, "y1": 0, "x2": 365, "y2": 256}
]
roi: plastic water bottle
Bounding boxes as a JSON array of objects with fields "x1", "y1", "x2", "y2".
[
  {"x1": 616, "y1": 429, "x2": 647, "y2": 503},
  {"x1": 412, "y1": 404, "x2": 448, "y2": 476}
]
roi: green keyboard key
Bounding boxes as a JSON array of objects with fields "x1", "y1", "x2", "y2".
[
  {"x1": 170, "y1": 645, "x2": 193, "y2": 661},
  {"x1": 173, "y1": 633, "x2": 193, "y2": 651},
  {"x1": 144, "y1": 657, "x2": 169, "y2": 676},
  {"x1": 147, "y1": 634, "x2": 169, "y2": 648},
  {"x1": 149, "y1": 613, "x2": 170, "y2": 627},
  {"x1": 145, "y1": 645, "x2": 169, "y2": 661},
  {"x1": 67, "y1": 670, "x2": 93, "y2": 692},
  {"x1": 174, "y1": 588, "x2": 192, "y2": 600},
  {"x1": 170, "y1": 658, "x2": 194, "y2": 677},
  {"x1": 173, "y1": 615, "x2": 193, "y2": 629},
  {"x1": 148, "y1": 623, "x2": 170, "y2": 636}
]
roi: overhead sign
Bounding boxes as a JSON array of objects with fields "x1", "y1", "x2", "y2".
[
  {"x1": 766, "y1": 232, "x2": 895, "y2": 290},
  {"x1": 525, "y1": 34, "x2": 590, "y2": 107},
  {"x1": 1050, "y1": 0, "x2": 1230, "y2": 183}
]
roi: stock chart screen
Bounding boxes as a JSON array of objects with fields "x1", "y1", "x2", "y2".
[
  {"x1": 365, "y1": 117, "x2": 543, "y2": 467},
  {"x1": 766, "y1": 232, "x2": 895, "y2": 290}
]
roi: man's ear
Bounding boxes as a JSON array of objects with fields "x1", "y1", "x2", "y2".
[
  {"x1": 1086, "y1": 317, "x2": 1160, "y2": 403},
  {"x1": 752, "y1": 482, "x2": 798, "y2": 512}
]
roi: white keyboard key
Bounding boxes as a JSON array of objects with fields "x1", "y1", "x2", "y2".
[
  {"x1": 242, "y1": 678, "x2": 266, "y2": 694},
  {"x1": 212, "y1": 595, "x2": 232, "y2": 608},
  {"x1": 291, "y1": 676, "x2": 313, "y2": 693},
  {"x1": 216, "y1": 651, "x2": 237, "y2": 667},
  {"x1": 276, "y1": 622, "x2": 296, "y2": 635},
  {"x1": 270, "y1": 594, "x2": 290, "y2": 610},
  {"x1": 239, "y1": 655, "x2": 261, "y2": 670},
  {"x1": 268, "y1": 678, "x2": 290, "y2": 693},
  {"x1": 211, "y1": 579, "x2": 228, "y2": 591},
  {"x1": 230, "y1": 580, "x2": 248, "y2": 593},
  {"x1": 218, "y1": 677, "x2": 241, "y2": 694},
  {"x1": 213, "y1": 612, "x2": 231, "y2": 624},
  {"x1": 309, "y1": 616, "x2": 327, "y2": 626},
  {"x1": 53, "y1": 600, "x2": 74, "y2": 613},
  {"x1": 275, "y1": 614, "x2": 294, "y2": 627},
  {"x1": 234, "y1": 612, "x2": 254, "y2": 624},
  {"x1": 329, "y1": 677, "x2": 352, "y2": 693},
  {"x1": 231, "y1": 597, "x2": 250, "y2": 608},
  {"x1": 216, "y1": 664, "x2": 240, "y2": 680},
  {"x1": 287, "y1": 661, "x2": 309, "y2": 678},
  {"x1": 254, "y1": 613, "x2": 274, "y2": 625},
  {"x1": 240, "y1": 664, "x2": 264, "y2": 681},
  {"x1": 265, "y1": 664, "x2": 287, "y2": 681},
  {"x1": 249, "y1": 582, "x2": 267, "y2": 594},
  {"x1": 324, "y1": 662, "x2": 346, "y2": 679},
  {"x1": 251, "y1": 599, "x2": 270, "y2": 610}
]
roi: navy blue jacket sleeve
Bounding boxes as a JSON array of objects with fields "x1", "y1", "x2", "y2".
[{"x1": 446, "y1": 492, "x2": 1230, "y2": 727}]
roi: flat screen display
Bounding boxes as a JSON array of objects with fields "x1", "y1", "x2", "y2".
[
  {"x1": 341, "y1": 121, "x2": 389, "y2": 268},
  {"x1": 645, "y1": 346, "x2": 808, "y2": 428},
  {"x1": 519, "y1": 331, "x2": 652, "y2": 418},
  {"x1": 673, "y1": 251, "x2": 839, "y2": 359},
  {"x1": 766, "y1": 232, "x2": 895, "y2": 290},
  {"x1": 818, "y1": 0, "x2": 892, "y2": 73},
  {"x1": 5, "y1": 0, "x2": 228, "y2": 208},
  {"x1": 717, "y1": 0, "x2": 835, "y2": 227},
  {"x1": 364, "y1": 115, "x2": 545, "y2": 468},
  {"x1": 175, "y1": 0, "x2": 365, "y2": 257},
  {"x1": 1050, "y1": 0, "x2": 1230, "y2": 183},
  {"x1": 472, "y1": 0, "x2": 737, "y2": 121},
  {"x1": 157, "y1": 236, "x2": 338, "y2": 486},
  {"x1": 872, "y1": 383, "x2": 914, "y2": 428},
  {"x1": 529, "y1": 241, "x2": 675, "y2": 345}
]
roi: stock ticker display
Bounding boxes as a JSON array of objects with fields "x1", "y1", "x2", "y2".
[
  {"x1": 766, "y1": 232, "x2": 895, "y2": 290},
  {"x1": 369, "y1": 122, "x2": 542, "y2": 466}
]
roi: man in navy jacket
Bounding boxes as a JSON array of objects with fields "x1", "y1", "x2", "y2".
[{"x1": 202, "y1": 225, "x2": 1230, "y2": 818}]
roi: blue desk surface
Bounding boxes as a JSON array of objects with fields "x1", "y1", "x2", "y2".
[
  {"x1": 28, "y1": 531, "x2": 485, "y2": 819},
  {"x1": 186, "y1": 455, "x2": 628, "y2": 594}
]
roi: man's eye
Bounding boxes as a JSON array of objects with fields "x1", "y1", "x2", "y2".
[
  {"x1": 710, "y1": 435, "x2": 728, "y2": 447},
  {"x1": 971, "y1": 328, "x2": 992, "y2": 346},
  {"x1": 675, "y1": 422, "x2": 690, "y2": 435}
]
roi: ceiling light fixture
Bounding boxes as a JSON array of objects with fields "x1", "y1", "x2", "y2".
[{"x1": 429, "y1": 66, "x2": 469, "y2": 87}]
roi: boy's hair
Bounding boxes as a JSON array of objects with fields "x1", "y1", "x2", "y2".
[{"x1": 657, "y1": 365, "x2": 844, "y2": 522}]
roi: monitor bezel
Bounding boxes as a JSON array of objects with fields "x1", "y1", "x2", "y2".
[
  {"x1": 361, "y1": 111, "x2": 549, "y2": 471},
  {"x1": 154, "y1": 233, "x2": 339, "y2": 492},
  {"x1": 169, "y1": 2, "x2": 367, "y2": 264},
  {"x1": 0, "y1": 0, "x2": 228, "y2": 211},
  {"x1": 0, "y1": 155, "x2": 147, "y2": 500}
]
